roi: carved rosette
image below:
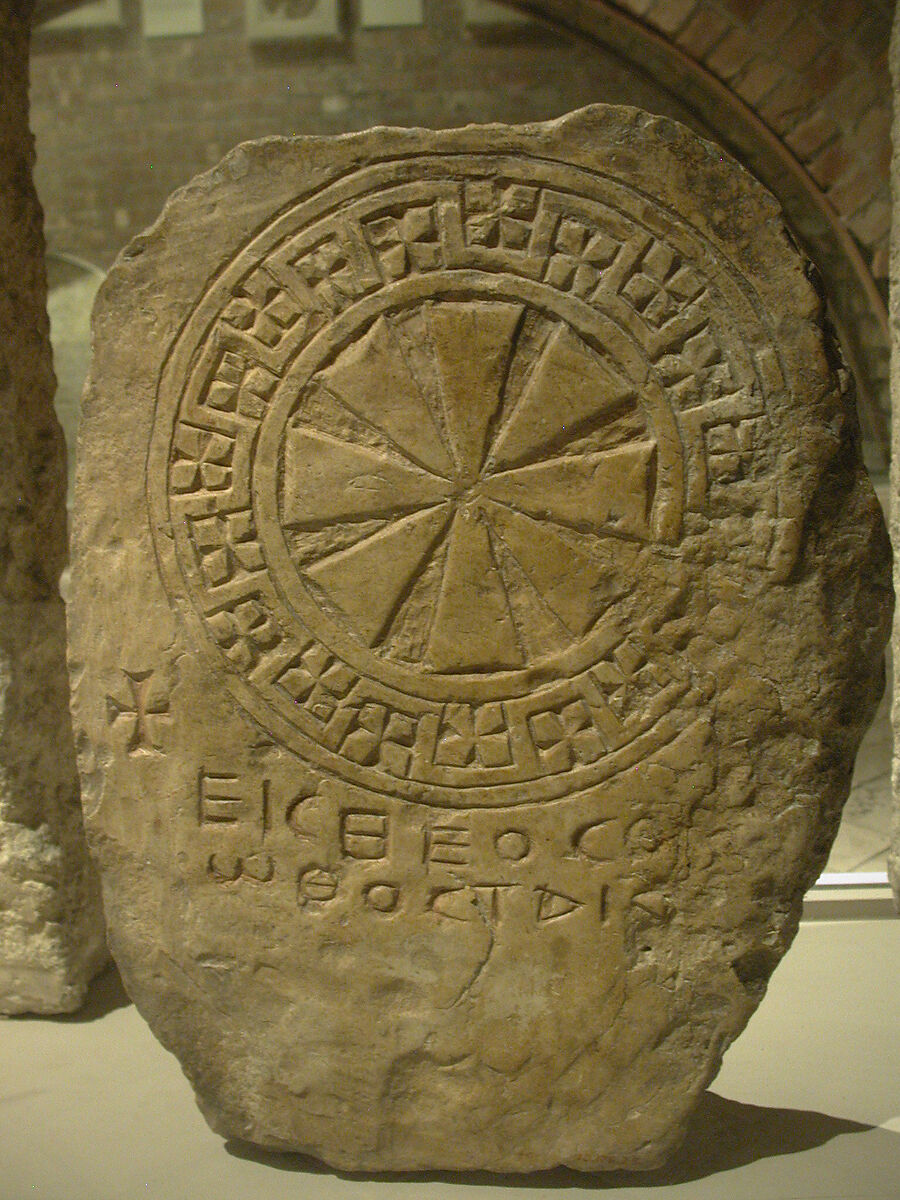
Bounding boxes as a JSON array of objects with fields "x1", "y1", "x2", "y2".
[{"x1": 150, "y1": 154, "x2": 794, "y2": 808}]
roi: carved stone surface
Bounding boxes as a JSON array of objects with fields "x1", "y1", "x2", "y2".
[
  {"x1": 0, "y1": 0, "x2": 106, "y2": 1015},
  {"x1": 69, "y1": 107, "x2": 891, "y2": 1170},
  {"x1": 890, "y1": 4, "x2": 900, "y2": 911}
]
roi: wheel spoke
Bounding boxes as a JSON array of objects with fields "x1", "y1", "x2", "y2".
[
  {"x1": 282, "y1": 295, "x2": 660, "y2": 670},
  {"x1": 483, "y1": 520, "x2": 571, "y2": 659},
  {"x1": 319, "y1": 314, "x2": 454, "y2": 478},
  {"x1": 282, "y1": 427, "x2": 451, "y2": 526},
  {"x1": 483, "y1": 501, "x2": 636, "y2": 637},
  {"x1": 426, "y1": 508, "x2": 524, "y2": 672},
  {"x1": 488, "y1": 324, "x2": 635, "y2": 471},
  {"x1": 287, "y1": 517, "x2": 389, "y2": 569},
  {"x1": 481, "y1": 442, "x2": 656, "y2": 542},
  {"x1": 382, "y1": 534, "x2": 451, "y2": 663},
  {"x1": 307, "y1": 504, "x2": 453, "y2": 646},
  {"x1": 429, "y1": 301, "x2": 524, "y2": 479}
]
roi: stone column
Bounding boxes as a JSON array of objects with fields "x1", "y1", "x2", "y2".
[
  {"x1": 891, "y1": 5, "x2": 900, "y2": 910},
  {"x1": 0, "y1": 0, "x2": 106, "y2": 1013}
]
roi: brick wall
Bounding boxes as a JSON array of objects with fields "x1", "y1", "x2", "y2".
[
  {"x1": 28, "y1": 0, "x2": 892, "y2": 451},
  {"x1": 31, "y1": 0, "x2": 891, "y2": 286},
  {"x1": 29, "y1": 0, "x2": 705, "y2": 270},
  {"x1": 612, "y1": 0, "x2": 892, "y2": 282}
]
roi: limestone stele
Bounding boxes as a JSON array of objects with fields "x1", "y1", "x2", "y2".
[{"x1": 68, "y1": 107, "x2": 891, "y2": 1171}]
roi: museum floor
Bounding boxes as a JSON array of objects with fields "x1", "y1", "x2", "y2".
[
  {"x1": 2, "y1": 914, "x2": 897, "y2": 1200},
  {"x1": 827, "y1": 668, "x2": 893, "y2": 877},
  {"x1": 825, "y1": 476, "x2": 893, "y2": 879}
]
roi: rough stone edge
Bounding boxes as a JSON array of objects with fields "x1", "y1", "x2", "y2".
[
  {"x1": 88, "y1": 103, "x2": 817, "y2": 352},
  {"x1": 83, "y1": 102, "x2": 836, "y2": 531},
  {"x1": 892, "y1": 9, "x2": 900, "y2": 906},
  {"x1": 0, "y1": 0, "x2": 107, "y2": 1015}
]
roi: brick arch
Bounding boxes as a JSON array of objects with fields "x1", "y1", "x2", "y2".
[{"x1": 519, "y1": 0, "x2": 891, "y2": 463}]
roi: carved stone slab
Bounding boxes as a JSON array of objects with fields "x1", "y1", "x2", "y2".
[{"x1": 69, "y1": 107, "x2": 891, "y2": 1170}]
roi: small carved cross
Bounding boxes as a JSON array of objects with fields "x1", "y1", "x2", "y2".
[{"x1": 106, "y1": 670, "x2": 170, "y2": 754}]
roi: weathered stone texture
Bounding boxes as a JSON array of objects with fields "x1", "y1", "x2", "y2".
[
  {"x1": 70, "y1": 107, "x2": 890, "y2": 1169},
  {"x1": 890, "y1": 3, "x2": 900, "y2": 910},
  {"x1": 0, "y1": 0, "x2": 106, "y2": 1014}
]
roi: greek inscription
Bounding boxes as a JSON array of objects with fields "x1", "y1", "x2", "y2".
[
  {"x1": 363, "y1": 882, "x2": 400, "y2": 913},
  {"x1": 575, "y1": 819, "x2": 623, "y2": 862},
  {"x1": 536, "y1": 887, "x2": 583, "y2": 923},
  {"x1": 599, "y1": 883, "x2": 610, "y2": 923},
  {"x1": 198, "y1": 772, "x2": 270, "y2": 838},
  {"x1": 427, "y1": 882, "x2": 588, "y2": 928},
  {"x1": 299, "y1": 866, "x2": 340, "y2": 904},
  {"x1": 632, "y1": 891, "x2": 673, "y2": 923},
  {"x1": 425, "y1": 822, "x2": 471, "y2": 867},
  {"x1": 494, "y1": 829, "x2": 530, "y2": 861},
  {"x1": 188, "y1": 780, "x2": 610, "y2": 933},
  {"x1": 341, "y1": 809, "x2": 388, "y2": 860},
  {"x1": 284, "y1": 789, "x2": 322, "y2": 838},
  {"x1": 429, "y1": 883, "x2": 520, "y2": 925},
  {"x1": 207, "y1": 851, "x2": 275, "y2": 884},
  {"x1": 199, "y1": 774, "x2": 243, "y2": 824}
]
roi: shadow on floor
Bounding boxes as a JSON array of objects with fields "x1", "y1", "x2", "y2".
[
  {"x1": 69, "y1": 961, "x2": 132, "y2": 1022},
  {"x1": 225, "y1": 1091, "x2": 876, "y2": 1188}
]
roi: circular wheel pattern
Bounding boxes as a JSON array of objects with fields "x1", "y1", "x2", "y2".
[
  {"x1": 150, "y1": 153, "x2": 781, "y2": 804},
  {"x1": 276, "y1": 296, "x2": 656, "y2": 676}
]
